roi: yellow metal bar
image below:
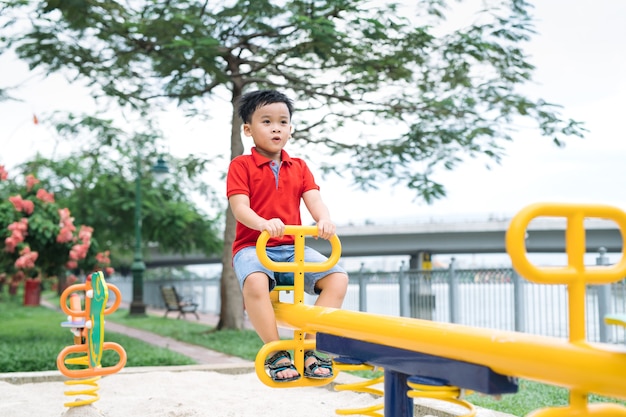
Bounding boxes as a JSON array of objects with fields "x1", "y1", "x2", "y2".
[
  {"x1": 255, "y1": 226, "x2": 342, "y2": 274},
  {"x1": 274, "y1": 302, "x2": 626, "y2": 399},
  {"x1": 505, "y1": 203, "x2": 626, "y2": 285},
  {"x1": 259, "y1": 207, "x2": 626, "y2": 413},
  {"x1": 506, "y1": 203, "x2": 626, "y2": 344},
  {"x1": 254, "y1": 226, "x2": 342, "y2": 388}
]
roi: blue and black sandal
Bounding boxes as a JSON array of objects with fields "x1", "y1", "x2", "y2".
[
  {"x1": 303, "y1": 350, "x2": 334, "y2": 379},
  {"x1": 265, "y1": 350, "x2": 301, "y2": 382}
]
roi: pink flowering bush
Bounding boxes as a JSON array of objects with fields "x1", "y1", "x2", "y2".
[{"x1": 0, "y1": 165, "x2": 113, "y2": 297}]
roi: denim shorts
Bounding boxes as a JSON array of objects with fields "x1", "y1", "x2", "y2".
[{"x1": 233, "y1": 245, "x2": 347, "y2": 295}]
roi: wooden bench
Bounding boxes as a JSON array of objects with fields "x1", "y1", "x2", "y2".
[{"x1": 159, "y1": 286, "x2": 199, "y2": 320}]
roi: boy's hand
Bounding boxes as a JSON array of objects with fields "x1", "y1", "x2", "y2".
[
  {"x1": 316, "y1": 219, "x2": 336, "y2": 240},
  {"x1": 260, "y1": 218, "x2": 285, "y2": 238}
]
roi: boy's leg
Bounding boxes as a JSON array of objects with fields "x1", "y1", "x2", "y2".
[
  {"x1": 235, "y1": 247, "x2": 283, "y2": 343},
  {"x1": 313, "y1": 272, "x2": 349, "y2": 309},
  {"x1": 242, "y1": 272, "x2": 281, "y2": 343},
  {"x1": 242, "y1": 271, "x2": 300, "y2": 380}
]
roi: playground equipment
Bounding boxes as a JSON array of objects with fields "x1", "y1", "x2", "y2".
[
  {"x1": 254, "y1": 203, "x2": 626, "y2": 417},
  {"x1": 332, "y1": 358, "x2": 384, "y2": 416},
  {"x1": 56, "y1": 271, "x2": 127, "y2": 407},
  {"x1": 255, "y1": 225, "x2": 514, "y2": 415},
  {"x1": 254, "y1": 227, "x2": 342, "y2": 388},
  {"x1": 407, "y1": 375, "x2": 476, "y2": 417}
]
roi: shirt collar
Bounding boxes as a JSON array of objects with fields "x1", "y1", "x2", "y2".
[{"x1": 251, "y1": 147, "x2": 292, "y2": 167}]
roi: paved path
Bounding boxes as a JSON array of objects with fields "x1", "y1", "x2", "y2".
[
  {"x1": 104, "y1": 321, "x2": 250, "y2": 365},
  {"x1": 42, "y1": 299, "x2": 253, "y2": 366}
]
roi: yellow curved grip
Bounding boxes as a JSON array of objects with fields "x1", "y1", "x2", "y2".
[
  {"x1": 254, "y1": 339, "x2": 336, "y2": 388},
  {"x1": 336, "y1": 404, "x2": 384, "y2": 417},
  {"x1": 407, "y1": 382, "x2": 476, "y2": 417},
  {"x1": 256, "y1": 225, "x2": 342, "y2": 273},
  {"x1": 334, "y1": 364, "x2": 384, "y2": 417},
  {"x1": 506, "y1": 202, "x2": 626, "y2": 285}
]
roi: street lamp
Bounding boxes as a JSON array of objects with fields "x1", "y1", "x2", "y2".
[{"x1": 129, "y1": 154, "x2": 169, "y2": 316}]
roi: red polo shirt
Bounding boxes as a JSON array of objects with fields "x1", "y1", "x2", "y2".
[{"x1": 227, "y1": 147, "x2": 320, "y2": 256}]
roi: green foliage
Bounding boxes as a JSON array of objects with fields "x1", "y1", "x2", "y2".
[
  {"x1": 0, "y1": 0, "x2": 585, "y2": 202},
  {"x1": 7, "y1": 115, "x2": 223, "y2": 271},
  {"x1": 0, "y1": 299, "x2": 195, "y2": 373},
  {"x1": 0, "y1": 168, "x2": 110, "y2": 282},
  {"x1": 0, "y1": 0, "x2": 588, "y2": 329}
]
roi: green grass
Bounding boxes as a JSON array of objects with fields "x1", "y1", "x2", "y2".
[
  {"x1": 39, "y1": 291, "x2": 263, "y2": 361},
  {"x1": 466, "y1": 380, "x2": 626, "y2": 416},
  {"x1": 0, "y1": 296, "x2": 195, "y2": 373},
  {"x1": 107, "y1": 308, "x2": 264, "y2": 361},
  {"x1": 2, "y1": 292, "x2": 626, "y2": 416}
]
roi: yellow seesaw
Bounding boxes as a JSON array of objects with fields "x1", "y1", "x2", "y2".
[{"x1": 254, "y1": 203, "x2": 626, "y2": 417}]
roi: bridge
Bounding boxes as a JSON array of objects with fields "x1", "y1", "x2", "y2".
[{"x1": 145, "y1": 217, "x2": 623, "y2": 268}]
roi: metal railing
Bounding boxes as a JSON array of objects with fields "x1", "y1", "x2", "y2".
[
  {"x1": 109, "y1": 260, "x2": 626, "y2": 344},
  {"x1": 343, "y1": 266, "x2": 626, "y2": 344}
]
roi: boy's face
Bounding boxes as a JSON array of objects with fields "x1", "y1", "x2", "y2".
[{"x1": 243, "y1": 102, "x2": 291, "y2": 159}]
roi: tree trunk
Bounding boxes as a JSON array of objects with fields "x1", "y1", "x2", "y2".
[
  {"x1": 217, "y1": 85, "x2": 246, "y2": 330},
  {"x1": 57, "y1": 275, "x2": 65, "y2": 296},
  {"x1": 217, "y1": 207, "x2": 244, "y2": 330}
]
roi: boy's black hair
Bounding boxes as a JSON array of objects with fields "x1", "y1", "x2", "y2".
[{"x1": 237, "y1": 90, "x2": 294, "y2": 124}]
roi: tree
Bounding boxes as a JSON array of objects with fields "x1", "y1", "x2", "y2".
[
  {"x1": 0, "y1": 0, "x2": 585, "y2": 329},
  {"x1": 9, "y1": 114, "x2": 224, "y2": 272},
  {"x1": 0, "y1": 165, "x2": 113, "y2": 298}
]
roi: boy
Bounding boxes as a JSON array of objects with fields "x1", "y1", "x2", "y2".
[{"x1": 227, "y1": 90, "x2": 349, "y2": 382}]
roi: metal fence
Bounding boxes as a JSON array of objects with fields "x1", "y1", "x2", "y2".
[
  {"x1": 109, "y1": 262, "x2": 626, "y2": 345},
  {"x1": 343, "y1": 266, "x2": 626, "y2": 344}
]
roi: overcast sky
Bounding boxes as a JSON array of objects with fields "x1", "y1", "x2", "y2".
[
  {"x1": 1, "y1": 0, "x2": 625, "y2": 232},
  {"x1": 318, "y1": 0, "x2": 626, "y2": 226}
]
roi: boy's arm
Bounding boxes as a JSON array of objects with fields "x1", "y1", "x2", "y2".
[
  {"x1": 302, "y1": 189, "x2": 336, "y2": 240},
  {"x1": 228, "y1": 194, "x2": 286, "y2": 238}
]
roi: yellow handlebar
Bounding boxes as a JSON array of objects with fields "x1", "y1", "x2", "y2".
[
  {"x1": 506, "y1": 202, "x2": 626, "y2": 285},
  {"x1": 506, "y1": 202, "x2": 626, "y2": 343},
  {"x1": 255, "y1": 225, "x2": 342, "y2": 273}
]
